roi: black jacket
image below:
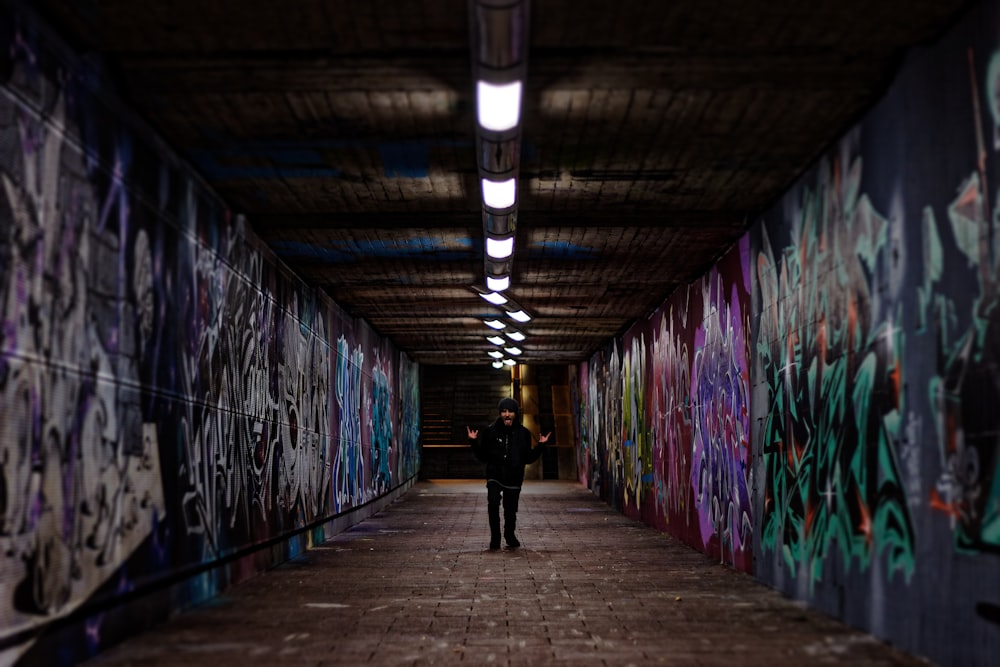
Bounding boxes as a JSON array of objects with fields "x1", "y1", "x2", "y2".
[{"x1": 470, "y1": 417, "x2": 544, "y2": 487}]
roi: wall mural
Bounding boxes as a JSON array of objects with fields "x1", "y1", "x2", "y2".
[
  {"x1": 754, "y1": 149, "x2": 915, "y2": 587},
  {"x1": 579, "y1": 5, "x2": 1000, "y2": 662},
  {"x1": 924, "y1": 49, "x2": 1000, "y2": 557},
  {"x1": 650, "y1": 298, "x2": 692, "y2": 532},
  {"x1": 0, "y1": 9, "x2": 419, "y2": 665},
  {"x1": 747, "y1": 20, "x2": 1000, "y2": 656},
  {"x1": 689, "y1": 240, "x2": 752, "y2": 570},
  {"x1": 621, "y1": 331, "x2": 651, "y2": 513},
  {"x1": 584, "y1": 341, "x2": 623, "y2": 509},
  {"x1": 583, "y1": 236, "x2": 752, "y2": 571},
  {"x1": 335, "y1": 335, "x2": 364, "y2": 512},
  {"x1": 0, "y1": 79, "x2": 167, "y2": 650}
]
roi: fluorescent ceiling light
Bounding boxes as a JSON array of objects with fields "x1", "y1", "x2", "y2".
[
  {"x1": 505, "y1": 330, "x2": 525, "y2": 341},
  {"x1": 482, "y1": 178, "x2": 516, "y2": 209},
  {"x1": 502, "y1": 358, "x2": 517, "y2": 366},
  {"x1": 477, "y1": 80, "x2": 522, "y2": 132},
  {"x1": 480, "y1": 291, "x2": 508, "y2": 305},
  {"x1": 485, "y1": 319, "x2": 506, "y2": 330},
  {"x1": 488, "y1": 350, "x2": 504, "y2": 359},
  {"x1": 503, "y1": 346, "x2": 522, "y2": 355},
  {"x1": 506, "y1": 309, "x2": 531, "y2": 322},
  {"x1": 487, "y1": 335, "x2": 506, "y2": 345},
  {"x1": 492, "y1": 360, "x2": 504, "y2": 369},
  {"x1": 486, "y1": 274, "x2": 510, "y2": 291},
  {"x1": 486, "y1": 236, "x2": 514, "y2": 260}
]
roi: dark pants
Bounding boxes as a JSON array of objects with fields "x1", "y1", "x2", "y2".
[{"x1": 487, "y1": 480, "x2": 520, "y2": 542}]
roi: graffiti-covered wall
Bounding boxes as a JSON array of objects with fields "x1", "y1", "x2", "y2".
[
  {"x1": 578, "y1": 2, "x2": 1000, "y2": 664},
  {"x1": 579, "y1": 236, "x2": 753, "y2": 572},
  {"x1": 751, "y1": 1, "x2": 1000, "y2": 661},
  {"x1": 0, "y1": 6, "x2": 419, "y2": 665}
]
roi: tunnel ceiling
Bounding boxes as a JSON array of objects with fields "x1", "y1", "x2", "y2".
[{"x1": 31, "y1": 0, "x2": 971, "y2": 365}]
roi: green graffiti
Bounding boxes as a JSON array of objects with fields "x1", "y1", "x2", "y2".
[
  {"x1": 757, "y1": 154, "x2": 915, "y2": 589},
  {"x1": 622, "y1": 334, "x2": 652, "y2": 510},
  {"x1": 924, "y1": 164, "x2": 1000, "y2": 553}
]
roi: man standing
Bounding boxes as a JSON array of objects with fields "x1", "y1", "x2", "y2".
[{"x1": 467, "y1": 397, "x2": 551, "y2": 550}]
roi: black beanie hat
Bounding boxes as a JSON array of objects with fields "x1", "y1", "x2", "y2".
[{"x1": 498, "y1": 397, "x2": 519, "y2": 413}]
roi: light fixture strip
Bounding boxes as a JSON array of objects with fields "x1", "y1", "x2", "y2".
[
  {"x1": 485, "y1": 235, "x2": 515, "y2": 260},
  {"x1": 486, "y1": 274, "x2": 510, "y2": 291},
  {"x1": 477, "y1": 80, "x2": 522, "y2": 132},
  {"x1": 479, "y1": 290, "x2": 508, "y2": 305},
  {"x1": 481, "y1": 177, "x2": 517, "y2": 210},
  {"x1": 471, "y1": 0, "x2": 532, "y2": 358}
]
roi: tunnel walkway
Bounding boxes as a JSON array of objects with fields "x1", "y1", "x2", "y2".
[{"x1": 82, "y1": 480, "x2": 926, "y2": 666}]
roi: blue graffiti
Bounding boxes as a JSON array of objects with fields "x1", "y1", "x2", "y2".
[
  {"x1": 335, "y1": 337, "x2": 363, "y2": 511},
  {"x1": 529, "y1": 240, "x2": 599, "y2": 259},
  {"x1": 371, "y1": 361, "x2": 392, "y2": 494},
  {"x1": 188, "y1": 138, "x2": 469, "y2": 181},
  {"x1": 273, "y1": 237, "x2": 474, "y2": 264}
]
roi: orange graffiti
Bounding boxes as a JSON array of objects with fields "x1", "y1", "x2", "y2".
[
  {"x1": 929, "y1": 488, "x2": 961, "y2": 518},
  {"x1": 856, "y1": 487, "x2": 873, "y2": 548},
  {"x1": 888, "y1": 358, "x2": 901, "y2": 408}
]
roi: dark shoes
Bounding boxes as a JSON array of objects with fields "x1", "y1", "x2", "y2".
[{"x1": 488, "y1": 536, "x2": 520, "y2": 550}]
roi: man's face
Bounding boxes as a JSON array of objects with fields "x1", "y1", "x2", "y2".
[{"x1": 500, "y1": 409, "x2": 515, "y2": 426}]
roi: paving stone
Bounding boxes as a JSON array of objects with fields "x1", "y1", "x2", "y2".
[{"x1": 82, "y1": 480, "x2": 930, "y2": 666}]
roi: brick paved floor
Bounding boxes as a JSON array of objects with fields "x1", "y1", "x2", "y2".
[{"x1": 82, "y1": 480, "x2": 929, "y2": 666}]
